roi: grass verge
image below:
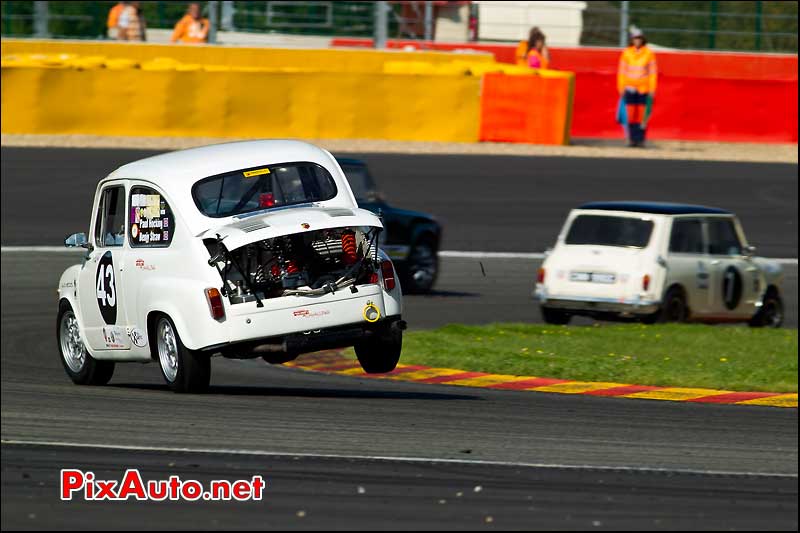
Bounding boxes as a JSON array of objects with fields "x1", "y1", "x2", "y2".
[{"x1": 387, "y1": 323, "x2": 798, "y2": 393}]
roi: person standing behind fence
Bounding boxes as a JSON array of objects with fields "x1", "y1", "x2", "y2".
[
  {"x1": 171, "y1": 2, "x2": 210, "y2": 44},
  {"x1": 117, "y1": 1, "x2": 146, "y2": 42},
  {"x1": 515, "y1": 27, "x2": 550, "y2": 69},
  {"x1": 616, "y1": 27, "x2": 657, "y2": 147},
  {"x1": 106, "y1": 2, "x2": 124, "y2": 39}
]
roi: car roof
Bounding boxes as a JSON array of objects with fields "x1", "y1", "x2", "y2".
[
  {"x1": 101, "y1": 139, "x2": 358, "y2": 237},
  {"x1": 578, "y1": 201, "x2": 732, "y2": 215}
]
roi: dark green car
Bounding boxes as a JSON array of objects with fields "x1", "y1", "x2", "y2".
[{"x1": 338, "y1": 158, "x2": 442, "y2": 293}]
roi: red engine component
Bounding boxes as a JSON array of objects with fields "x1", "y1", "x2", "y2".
[
  {"x1": 341, "y1": 231, "x2": 358, "y2": 265},
  {"x1": 285, "y1": 259, "x2": 300, "y2": 274}
]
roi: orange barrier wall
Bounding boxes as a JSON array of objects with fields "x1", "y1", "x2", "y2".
[
  {"x1": 334, "y1": 38, "x2": 798, "y2": 143},
  {"x1": 480, "y1": 71, "x2": 574, "y2": 145}
]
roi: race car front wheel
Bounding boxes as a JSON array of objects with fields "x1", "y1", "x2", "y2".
[
  {"x1": 155, "y1": 315, "x2": 210, "y2": 393},
  {"x1": 57, "y1": 302, "x2": 115, "y2": 386},
  {"x1": 749, "y1": 292, "x2": 784, "y2": 328},
  {"x1": 354, "y1": 323, "x2": 402, "y2": 373}
]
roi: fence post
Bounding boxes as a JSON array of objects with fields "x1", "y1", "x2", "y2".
[
  {"x1": 33, "y1": 1, "x2": 49, "y2": 38},
  {"x1": 709, "y1": 0, "x2": 717, "y2": 49},
  {"x1": 374, "y1": 1, "x2": 388, "y2": 49},
  {"x1": 424, "y1": 1, "x2": 433, "y2": 41},
  {"x1": 755, "y1": 0, "x2": 762, "y2": 51},
  {"x1": 220, "y1": 0, "x2": 235, "y2": 31},
  {"x1": 208, "y1": 0, "x2": 219, "y2": 44},
  {"x1": 619, "y1": 1, "x2": 629, "y2": 47}
]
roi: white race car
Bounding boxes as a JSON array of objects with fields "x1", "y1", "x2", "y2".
[
  {"x1": 534, "y1": 202, "x2": 785, "y2": 327},
  {"x1": 58, "y1": 140, "x2": 405, "y2": 393}
]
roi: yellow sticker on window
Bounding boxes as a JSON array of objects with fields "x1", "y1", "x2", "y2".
[{"x1": 243, "y1": 168, "x2": 271, "y2": 178}]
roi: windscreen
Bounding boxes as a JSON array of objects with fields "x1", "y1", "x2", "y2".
[
  {"x1": 193, "y1": 162, "x2": 337, "y2": 218},
  {"x1": 565, "y1": 215, "x2": 654, "y2": 248}
]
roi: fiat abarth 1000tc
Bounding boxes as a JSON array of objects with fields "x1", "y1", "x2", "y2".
[
  {"x1": 58, "y1": 140, "x2": 405, "y2": 392},
  {"x1": 534, "y1": 202, "x2": 785, "y2": 327}
]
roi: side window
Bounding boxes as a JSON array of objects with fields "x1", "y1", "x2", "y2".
[
  {"x1": 707, "y1": 218, "x2": 742, "y2": 256},
  {"x1": 130, "y1": 186, "x2": 175, "y2": 248},
  {"x1": 94, "y1": 186, "x2": 126, "y2": 248},
  {"x1": 669, "y1": 219, "x2": 704, "y2": 254}
]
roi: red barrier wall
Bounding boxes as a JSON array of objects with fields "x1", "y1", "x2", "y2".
[{"x1": 333, "y1": 38, "x2": 798, "y2": 143}]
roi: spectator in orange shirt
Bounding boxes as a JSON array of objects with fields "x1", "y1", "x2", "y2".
[
  {"x1": 171, "y1": 3, "x2": 210, "y2": 44},
  {"x1": 515, "y1": 27, "x2": 550, "y2": 69},
  {"x1": 106, "y1": 2, "x2": 124, "y2": 39}
]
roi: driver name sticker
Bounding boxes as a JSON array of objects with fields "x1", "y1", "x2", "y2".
[
  {"x1": 130, "y1": 191, "x2": 173, "y2": 247},
  {"x1": 243, "y1": 168, "x2": 270, "y2": 178}
]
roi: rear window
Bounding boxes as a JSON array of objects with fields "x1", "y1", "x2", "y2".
[
  {"x1": 565, "y1": 215, "x2": 654, "y2": 248},
  {"x1": 193, "y1": 162, "x2": 337, "y2": 218}
]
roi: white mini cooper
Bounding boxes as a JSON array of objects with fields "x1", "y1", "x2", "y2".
[
  {"x1": 58, "y1": 140, "x2": 405, "y2": 393},
  {"x1": 534, "y1": 202, "x2": 785, "y2": 327}
]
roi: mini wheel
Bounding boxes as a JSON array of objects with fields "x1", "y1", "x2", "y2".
[
  {"x1": 57, "y1": 302, "x2": 115, "y2": 385},
  {"x1": 541, "y1": 306, "x2": 572, "y2": 325},
  {"x1": 155, "y1": 315, "x2": 210, "y2": 393},
  {"x1": 749, "y1": 292, "x2": 783, "y2": 328}
]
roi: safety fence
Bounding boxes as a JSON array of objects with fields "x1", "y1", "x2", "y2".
[
  {"x1": 2, "y1": 2, "x2": 796, "y2": 53},
  {"x1": 333, "y1": 37, "x2": 799, "y2": 143},
  {"x1": 0, "y1": 39, "x2": 575, "y2": 145}
]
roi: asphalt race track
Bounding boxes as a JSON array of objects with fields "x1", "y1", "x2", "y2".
[{"x1": 1, "y1": 148, "x2": 798, "y2": 529}]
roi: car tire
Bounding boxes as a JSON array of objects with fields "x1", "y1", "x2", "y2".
[
  {"x1": 155, "y1": 315, "x2": 210, "y2": 393},
  {"x1": 749, "y1": 292, "x2": 784, "y2": 328},
  {"x1": 57, "y1": 302, "x2": 115, "y2": 386},
  {"x1": 354, "y1": 323, "x2": 402, "y2": 373},
  {"x1": 646, "y1": 287, "x2": 688, "y2": 324},
  {"x1": 541, "y1": 306, "x2": 572, "y2": 325},
  {"x1": 403, "y1": 240, "x2": 438, "y2": 294}
]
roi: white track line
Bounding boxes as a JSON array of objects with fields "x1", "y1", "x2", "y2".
[
  {"x1": 1, "y1": 439, "x2": 796, "y2": 479},
  {"x1": 2, "y1": 246, "x2": 797, "y2": 265}
]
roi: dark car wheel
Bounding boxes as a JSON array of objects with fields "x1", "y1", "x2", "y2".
[
  {"x1": 749, "y1": 292, "x2": 784, "y2": 328},
  {"x1": 403, "y1": 241, "x2": 438, "y2": 293}
]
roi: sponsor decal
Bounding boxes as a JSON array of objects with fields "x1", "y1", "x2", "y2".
[
  {"x1": 243, "y1": 168, "x2": 271, "y2": 178},
  {"x1": 102, "y1": 325, "x2": 128, "y2": 349},
  {"x1": 128, "y1": 327, "x2": 147, "y2": 348},
  {"x1": 134, "y1": 259, "x2": 156, "y2": 271},
  {"x1": 292, "y1": 309, "x2": 330, "y2": 318},
  {"x1": 301, "y1": 223, "x2": 310, "y2": 229}
]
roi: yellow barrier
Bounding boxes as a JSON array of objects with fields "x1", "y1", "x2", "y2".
[
  {"x1": 0, "y1": 38, "x2": 494, "y2": 72},
  {"x1": 1, "y1": 65, "x2": 481, "y2": 142}
]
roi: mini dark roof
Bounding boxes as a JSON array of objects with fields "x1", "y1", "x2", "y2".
[{"x1": 578, "y1": 201, "x2": 731, "y2": 215}]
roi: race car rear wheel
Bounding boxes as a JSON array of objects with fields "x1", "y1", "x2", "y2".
[
  {"x1": 57, "y1": 302, "x2": 115, "y2": 385},
  {"x1": 155, "y1": 315, "x2": 210, "y2": 393},
  {"x1": 541, "y1": 306, "x2": 572, "y2": 325},
  {"x1": 354, "y1": 323, "x2": 402, "y2": 373}
]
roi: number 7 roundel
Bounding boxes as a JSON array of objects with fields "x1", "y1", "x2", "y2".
[{"x1": 96, "y1": 251, "x2": 117, "y2": 325}]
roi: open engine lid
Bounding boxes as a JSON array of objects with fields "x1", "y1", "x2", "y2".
[{"x1": 202, "y1": 205, "x2": 383, "y2": 251}]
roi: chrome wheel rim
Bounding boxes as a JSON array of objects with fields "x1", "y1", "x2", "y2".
[
  {"x1": 409, "y1": 244, "x2": 437, "y2": 288},
  {"x1": 157, "y1": 319, "x2": 179, "y2": 382},
  {"x1": 60, "y1": 310, "x2": 86, "y2": 373}
]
